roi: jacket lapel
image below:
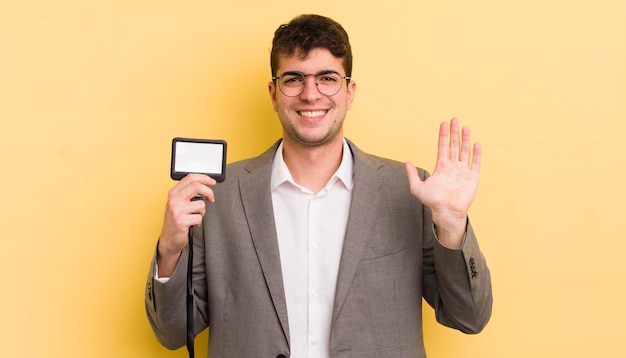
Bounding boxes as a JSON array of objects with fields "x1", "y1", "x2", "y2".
[
  {"x1": 332, "y1": 141, "x2": 384, "y2": 324},
  {"x1": 237, "y1": 140, "x2": 387, "y2": 339},
  {"x1": 238, "y1": 141, "x2": 291, "y2": 345}
]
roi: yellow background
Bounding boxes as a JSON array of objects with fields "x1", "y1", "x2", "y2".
[{"x1": 1, "y1": 1, "x2": 625, "y2": 357}]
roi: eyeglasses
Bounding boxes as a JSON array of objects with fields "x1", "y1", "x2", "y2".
[{"x1": 272, "y1": 71, "x2": 351, "y2": 97}]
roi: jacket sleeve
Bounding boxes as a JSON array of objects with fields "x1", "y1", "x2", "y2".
[
  {"x1": 144, "y1": 228, "x2": 210, "y2": 349},
  {"x1": 419, "y1": 171, "x2": 493, "y2": 334}
]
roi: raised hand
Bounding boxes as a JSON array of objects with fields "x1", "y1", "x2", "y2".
[{"x1": 405, "y1": 117, "x2": 481, "y2": 248}]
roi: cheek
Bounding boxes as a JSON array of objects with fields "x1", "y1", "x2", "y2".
[
  {"x1": 273, "y1": 96, "x2": 295, "y2": 115},
  {"x1": 273, "y1": 98, "x2": 287, "y2": 113}
]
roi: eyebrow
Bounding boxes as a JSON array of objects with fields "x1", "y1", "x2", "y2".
[{"x1": 280, "y1": 69, "x2": 342, "y2": 76}]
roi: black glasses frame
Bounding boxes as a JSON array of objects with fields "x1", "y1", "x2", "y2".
[{"x1": 272, "y1": 70, "x2": 351, "y2": 97}]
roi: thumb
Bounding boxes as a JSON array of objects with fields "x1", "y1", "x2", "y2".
[{"x1": 405, "y1": 162, "x2": 423, "y2": 195}]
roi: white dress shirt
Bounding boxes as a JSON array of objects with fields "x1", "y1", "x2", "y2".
[{"x1": 271, "y1": 139, "x2": 354, "y2": 358}]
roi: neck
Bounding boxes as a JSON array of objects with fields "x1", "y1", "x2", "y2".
[{"x1": 281, "y1": 136, "x2": 344, "y2": 193}]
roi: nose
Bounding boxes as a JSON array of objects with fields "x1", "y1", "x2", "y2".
[{"x1": 299, "y1": 74, "x2": 322, "y2": 100}]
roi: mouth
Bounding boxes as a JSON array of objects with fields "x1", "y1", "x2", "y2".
[{"x1": 298, "y1": 110, "x2": 328, "y2": 119}]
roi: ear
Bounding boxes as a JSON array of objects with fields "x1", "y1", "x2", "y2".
[
  {"x1": 346, "y1": 79, "x2": 356, "y2": 110},
  {"x1": 268, "y1": 81, "x2": 278, "y2": 112}
]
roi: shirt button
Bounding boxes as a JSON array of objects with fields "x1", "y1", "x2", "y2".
[
  {"x1": 309, "y1": 336, "x2": 318, "y2": 346},
  {"x1": 311, "y1": 242, "x2": 318, "y2": 249},
  {"x1": 310, "y1": 289, "x2": 319, "y2": 298}
]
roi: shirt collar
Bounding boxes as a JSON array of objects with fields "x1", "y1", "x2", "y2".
[{"x1": 271, "y1": 138, "x2": 354, "y2": 192}]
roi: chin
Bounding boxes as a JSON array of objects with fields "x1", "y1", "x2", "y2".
[{"x1": 295, "y1": 131, "x2": 341, "y2": 148}]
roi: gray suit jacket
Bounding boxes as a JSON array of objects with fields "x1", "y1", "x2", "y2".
[{"x1": 146, "y1": 139, "x2": 492, "y2": 358}]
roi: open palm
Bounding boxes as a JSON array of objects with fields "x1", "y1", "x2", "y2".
[{"x1": 406, "y1": 118, "x2": 481, "y2": 232}]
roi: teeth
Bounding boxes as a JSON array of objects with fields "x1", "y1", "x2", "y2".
[{"x1": 299, "y1": 110, "x2": 325, "y2": 118}]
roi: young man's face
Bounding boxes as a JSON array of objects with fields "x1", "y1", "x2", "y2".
[{"x1": 269, "y1": 48, "x2": 356, "y2": 148}]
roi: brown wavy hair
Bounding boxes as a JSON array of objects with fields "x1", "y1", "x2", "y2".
[{"x1": 270, "y1": 14, "x2": 353, "y2": 79}]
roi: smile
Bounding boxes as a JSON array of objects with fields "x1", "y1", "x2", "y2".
[{"x1": 298, "y1": 110, "x2": 327, "y2": 118}]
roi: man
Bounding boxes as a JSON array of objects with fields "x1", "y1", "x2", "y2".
[{"x1": 146, "y1": 14, "x2": 492, "y2": 358}]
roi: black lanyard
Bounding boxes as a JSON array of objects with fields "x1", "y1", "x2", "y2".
[{"x1": 186, "y1": 225, "x2": 195, "y2": 358}]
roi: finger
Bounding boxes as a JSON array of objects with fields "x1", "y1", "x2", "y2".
[
  {"x1": 405, "y1": 162, "x2": 422, "y2": 194},
  {"x1": 460, "y1": 125, "x2": 471, "y2": 164},
  {"x1": 181, "y1": 202, "x2": 207, "y2": 227},
  {"x1": 471, "y1": 142, "x2": 482, "y2": 174},
  {"x1": 405, "y1": 161, "x2": 421, "y2": 182},
  {"x1": 449, "y1": 117, "x2": 460, "y2": 161},
  {"x1": 170, "y1": 175, "x2": 217, "y2": 201},
  {"x1": 186, "y1": 213, "x2": 205, "y2": 227},
  {"x1": 174, "y1": 212, "x2": 205, "y2": 229},
  {"x1": 163, "y1": 196, "x2": 207, "y2": 235},
  {"x1": 171, "y1": 173, "x2": 217, "y2": 192},
  {"x1": 436, "y1": 121, "x2": 449, "y2": 163},
  {"x1": 182, "y1": 181, "x2": 216, "y2": 203},
  {"x1": 168, "y1": 174, "x2": 196, "y2": 196}
]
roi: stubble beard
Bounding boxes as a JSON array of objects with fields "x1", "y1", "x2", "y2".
[{"x1": 280, "y1": 114, "x2": 344, "y2": 148}]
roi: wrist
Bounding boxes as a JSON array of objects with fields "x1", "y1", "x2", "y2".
[
  {"x1": 156, "y1": 241, "x2": 182, "y2": 278},
  {"x1": 157, "y1": 234, "x2": 183, "y2": 256},
  {"x1": 431, "y1": 209, "x2": 467, "y2": 229},
  {"x1": 431, "y1": 212, "x2": 468, "y2": 249},
  {"x1": 157, "y1": 239, "x2": 183, "y2": 263}
]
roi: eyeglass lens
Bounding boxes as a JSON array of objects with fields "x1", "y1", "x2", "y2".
[{"x1": 276, "y1": 72, "x2": 345, "y2": 97}]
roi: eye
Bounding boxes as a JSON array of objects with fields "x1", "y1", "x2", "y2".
[
  {"x1": 318, "y1": 74, "x2": 340, "y2": 83},
  {"x1": 281, "y1": 74, "x2": 304, "y2": 85}
]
